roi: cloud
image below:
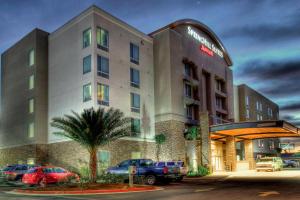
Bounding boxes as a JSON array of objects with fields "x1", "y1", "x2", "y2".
[
  {"x1": 236, "y1": 59, "x2": 300, "y2": 98},
  {"x1": 221, "y1": 7, "x2": 300, "y2": 42},
  {"x1": 280, "y1": 103, "x2": 300, "y2": 112}
]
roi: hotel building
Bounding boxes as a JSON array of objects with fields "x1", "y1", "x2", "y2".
[
  {"x1": 0, "y1": 6, "x2": 233, "y2": 170},
  {"x1": 234, "y1": 84, "x2": 280, "y2": 160}
]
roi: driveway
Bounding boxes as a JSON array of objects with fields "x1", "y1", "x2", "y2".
[{"x1": 0, "y1": 170, "x2": 300, "y2": 200}]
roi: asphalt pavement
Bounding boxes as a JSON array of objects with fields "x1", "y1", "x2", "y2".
[{"x1": 1, "y1": 170, "x2": 300, "y2": 200}]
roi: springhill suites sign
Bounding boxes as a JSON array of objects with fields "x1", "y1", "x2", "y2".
[{"x1": 187, "y1": 26, "x2": 224, "y2": 58}]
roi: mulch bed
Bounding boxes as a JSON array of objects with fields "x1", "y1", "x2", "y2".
[{"x1": 13, "y1": 183, "x2": 159, "y2": 195}]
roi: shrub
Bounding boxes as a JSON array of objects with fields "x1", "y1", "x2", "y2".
[{"x1": 187, "y1": 166, "x2": 210, "y2": 177}]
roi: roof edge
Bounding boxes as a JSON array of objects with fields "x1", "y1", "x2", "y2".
[{"x1": 149, "y1": 19, "x2": 233, "y2": 66}]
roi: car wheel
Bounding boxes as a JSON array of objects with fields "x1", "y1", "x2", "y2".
[{"x1": 145, "y1": 175, "x2": 156, "y2": 185}]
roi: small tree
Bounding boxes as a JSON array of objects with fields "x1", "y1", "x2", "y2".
[
  {"x1": 154, "y1": 133, "x2": 166, "y2": 161},
  {"x1": 184, "y1": 126, "x2": 200, "y2": 140},
  {"x1": 51, "y1": 107, "x2": 131, "y2": 183}
]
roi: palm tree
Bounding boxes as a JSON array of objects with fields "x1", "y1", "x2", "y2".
[
  {"x1": 154, "y1": 133, "x2": 166, "y2": 161},
  {"x1": 50, "y1": 107, "x2": 131, "y2": 183}
]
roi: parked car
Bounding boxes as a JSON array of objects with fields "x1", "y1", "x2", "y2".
[
  {"x1": 154, "y1": 161, "x2": 188, "y2": 181},
  {"x1": 283, "y1": 160, "x2": 298, "y2": 168},
  {"x1": 22, "y1": 166, "x2": 79, "y2": 186},
  {"x1": 107, "y1": 159, "x2": 181, "y2": 185},
  {"x1": 2, "y1": 164, "x2": 37, "y2": 181},
  {"x1": 256, "y1": 157, "x2": 283, "y2": 172}
]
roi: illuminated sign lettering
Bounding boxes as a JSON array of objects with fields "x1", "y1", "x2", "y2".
[{"x1": 187, "y1": 26, "x2": 224, "y2": 58}]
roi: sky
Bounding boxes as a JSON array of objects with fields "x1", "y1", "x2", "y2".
[{"x1": 0, "y1": 0, "x2": 300, "y2": 126}]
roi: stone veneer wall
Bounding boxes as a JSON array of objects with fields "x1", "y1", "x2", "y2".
[
  {"x1": 155, "y1": 120, "x2": 186, "y2": 161},
  {"x1": 47, "y1": 139, "x2": 156, "y2": 170},
  {"x1": 0, "y1": 144, "x2": 48, "y2": 166},
  {"x1": 0, "y1": 140, "x2": 155, "y2": 170}
]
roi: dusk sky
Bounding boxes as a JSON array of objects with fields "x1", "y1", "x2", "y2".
[{"x1": 1, "y1": 0, "x2": 300, "y2": 126}]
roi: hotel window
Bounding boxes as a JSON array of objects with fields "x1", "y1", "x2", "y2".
[
  {"x1": 246, "y1": 96, "x2": 249, "y2": 106},
  {"x1": 258, "y1": 139, "x2": 264, "y2": 148},
  {"x1": 186, "y1": 105, "x2": 193, "y2": 119},
  {"x1": 130, "y1": 68, "x2": 140, "y2": 88},
  {"x1": 246, "y1": 109, "x2": 250, "y2": 119},
  {"x1": 29, "y1": 74, "x2": 34, "y2": 90},
  {"x1": 256, "y1": 101, "x2": 260, "y2": 111},
  {"x1": 131, "y1": 118, "x2": 141, "y2": 137},
  {"x1": 29, "y1": 98, "x2": 34, "y2": 114},
  {"x1": 260, "y1": 102, "x2": 263, "y2": 111},
  {"x1": 97, "y1": 56, "x2": 109, "y2": 78},
  {"x1": 83, "y1": 55, "x2": 91, "y2": 74},
  {"x1": 260, "y1": 115, "x2": 263, "y2": 120},
  {"x1": 130, "y1": 43, "x2": 139, "y2": 64},
  {"x1": 97, "y1": 83, "x2": 109, "y2": 106},
  {"x1": 28, "y1": 49, "x2": 35, "y2": 67},
  {"x1": 97, "y1": 150, "x2": 110, "y2": 170},
  {"x1": 257, "y1": 114, "x2": 260, "y2": 121},
  {"x1": 28, "y1": 122, "x2": 34, "y2": 138},
  {"x1": 184, "y1": 83, "x2": 192, "y2": 98},
  {"x1": 83, "y1": 83, "x2": 92, "y2": 102},
  {"x1": 269, "y1": 140, "x2": 275, "y2": 150},
  {"x1": 131, "y1": 93, "x2": 140, "y2": 113},
  {"x1": 216, "y1": 97, "x2": 223, "y2": 109},
  {"x1": 184, "y1": 63, "x2": 192, "y2": 77},
  {"x1": 83, "y1": 28, "x2": 91, "y2": 48},
  {"x1": 97, "y1": 27, "x2": 109, "y2": 51}
]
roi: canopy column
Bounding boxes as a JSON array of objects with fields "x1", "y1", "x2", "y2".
[
  {"x1": 244, "y1": 140, "x2": 255, "y2": 170},
  {"x1": 225, "y1": 136, "x2": 236, "y2": 171}
]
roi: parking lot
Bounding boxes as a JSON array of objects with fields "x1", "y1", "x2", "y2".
[{"x1": 0, "y1": 169, "x2": 300, "y2": 200}]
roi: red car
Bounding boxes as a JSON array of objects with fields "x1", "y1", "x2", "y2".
[{"x1": 22, "y1": 166, "x2": 79, "y2": 186}]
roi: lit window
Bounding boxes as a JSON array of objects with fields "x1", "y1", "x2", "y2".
[
  {"x1": 27, "y1": 158, "x2": 35, "y2": 165},
  {"x1": 260, "y1": 103, "x2": 263, "y2": 111},
  {"x1": 28, "y1": 122, "x2": 34, "y2": 138},
  {"x1": 130, "y1": 68, "x2": 140, "y2": 88},
  {"x1": 131, "y1": 93, "x2": 140, "y2": 113},
  {"x1": 246, "y1": 96, "x2": 249, "y2": 106},
  {"x1": 29, "y1": 74, "x2": 34, "y2": 90},
  {"x1": 257, "y1": 114, "x2": 260, "y2": 121},
  {"x1": 258, "y1": 139, "x2": 264, "y2": 148},
  {"x1": 256, "y1": 101, "x2": 259, "y2": 110},
  {"x1": 186, "y1": 104, "x2": 193, "y2": 119},
  {"x1": 130, "y1": 43, "x2": 139, "y2": 64},
  {"x1": 97, "y1": 27, "x2": 109, "y2": 51},
  {"x1": 83, "y1": 28, "x2": 91, "y2": 48},
  {"x1": 29, "y1": 49, "x2": 35, "y2": 67},
  {"x1": 269, "y1": 140, "x2": 275, "y2": 150},
  {"x1": 246, "y1": 109, "x2": 250, "y2": 119},
  {"x1": 97, "y1": 56, "x2": 109, "y2": 78},
  {"x1": 97, "y1": 83, "x2": 109, "y2": 106},
  {"x1": 83, "y1": 55, "x2": 91, "y2": 74},
  {"x1": 184, "y1": 83, "x2": 192, "y2": 98},
  {"x1": 97, "y1": 150, "x2": 110, "y2": 170},
  {"x1": 29, "y1": 98, "x2": 34, "y2": 114},
  {"x1": 83, "y1": 83, "x2": 92, "y2": 102},
  {"x1": 131, "y1": 118, "x2": 141, "y2": 136}
]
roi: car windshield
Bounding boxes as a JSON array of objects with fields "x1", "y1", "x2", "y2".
[
  {"x1": 156, "y1": 162, "x2": 165, "y2": 167},
  {"x1": 43, "y1": 168, "x2": 66, "y2": 173},
  {"x1": 167, "y1": 162, "x2": 175, "y2": 166},
  {"x1": 3, "y1": 166, "x2": 13, "y2": 171},
  {"x1": 140, "y1": 160, "x2": 154, "y2": 167},
  {"x1": 27, "y1": 168, "x2": 38, "y2": 173}
]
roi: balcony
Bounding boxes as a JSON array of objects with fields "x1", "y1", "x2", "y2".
[
  {"x1": 215, "y1": 89, "x2": 227, "y2": 98},
  {"x1": 186, "y1": 118, "x2": 200, "y2": 126},
  {"x1": 184, "y1": 96, "x2": 200, "y2": 106},
  {"x1": 183, "y1": 74, "x2": 199, "y2": 86}
]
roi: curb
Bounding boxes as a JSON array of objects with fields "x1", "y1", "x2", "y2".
[{"x1": 6, "y1": 186, "x2": 164, "y2": 196}]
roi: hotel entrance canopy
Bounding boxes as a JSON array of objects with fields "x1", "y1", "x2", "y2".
[{"x1": 210, "y1": 120, "x2": 300, "y2": 141}]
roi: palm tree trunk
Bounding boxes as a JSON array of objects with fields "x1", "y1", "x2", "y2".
[
  {"x1": 89, "y1": 148, "x2": 97, "y2": 183},
  {"x1": 156, "y1": 144, "x2": 161, "y2": 161}
]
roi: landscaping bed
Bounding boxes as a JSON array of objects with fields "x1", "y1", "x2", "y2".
[{"x1": 12, "y1": 183, "x2": 161, "y2": 195}]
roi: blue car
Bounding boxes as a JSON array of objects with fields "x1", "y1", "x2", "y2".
[{"x1": 107, "y1": 159, "x2": 180, "y2": 185}]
